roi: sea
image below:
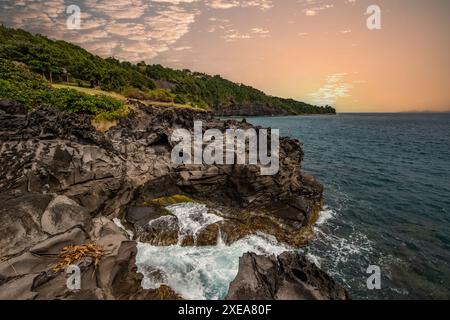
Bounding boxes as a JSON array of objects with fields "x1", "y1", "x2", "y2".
[
  {"x1": 246, "y1": 113, "x2": 450, "y2": 299},
  {"x1": 134, "y1": 113, "x2": 450, "y2": 300}
]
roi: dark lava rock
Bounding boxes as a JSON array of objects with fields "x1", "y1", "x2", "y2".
[
  {"x1": 226, "y1": 252, "x2": 350, "y2": 300},
  {"x1": 0, "y1": 101, "x2": 330, "y2": 299},
  {"x1": 0, "y1": 99, "x2": 27, "y2": 115}
]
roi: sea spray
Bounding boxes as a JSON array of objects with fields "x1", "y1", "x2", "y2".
[
  {"x1": 136, "y1": 233, "x2": 290, "y2": 300},
  {"x1": 135, "y1": 202, "x2": 290, "y2": 300},
  {"x1": 300, "y1": 206, "x2": 374, "y2": 290},
  {"x1": 165, "y1": 202, "x2": 223, "y2": 245}
]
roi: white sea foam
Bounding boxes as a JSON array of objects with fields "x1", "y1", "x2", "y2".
[
  {"x1": 303, "y1": 206, "x2": 374, "y2": 292},
  {"x1": 165, "y1": 202, "x2": 223, "y2": 243},
  {"x1": 316, "y1": 206, "x2": 336, "y2": 226},
  {"x1": 306, "y1": 253, "x2": 322, "y2": 268},
  {"x1": 112, "y1": 218, "x2": 134, "y2": 239},
  {"x1": 136, "y1": 202, "x2": 290, "y2": 300},
  {"x1": 136, "y1": 233, "x2": 290, "y2": 300}
]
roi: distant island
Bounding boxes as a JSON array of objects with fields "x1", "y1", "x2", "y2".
[{"x1": 0, "y1": 25, "x2": 335, "y2": 117}]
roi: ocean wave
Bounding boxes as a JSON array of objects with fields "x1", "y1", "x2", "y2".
[
  {"x1": 304, "y1": 204, "x2": 375, "y2": 290},
  {"x1": 135, "y1": 202, "x2": 291, "y2": 300},
  {"x1": 165, "y1": 202, "x2": 223, "y2": 244},
  {"x1": 316, "y1": 206, "x2": 336, "y2": 225},
  {"x1": 136, "y1": 234, "x2": 290, "y2": 300}
]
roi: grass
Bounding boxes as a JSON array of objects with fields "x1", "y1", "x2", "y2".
[
  {"x1": 52, "y1": 83, "x2": 126, "y2": 101},
  {"x1": 52, "y1": 83, "x2": 131, "y2": 124},
  {"x1": 53, "y1": 83, "x2": 207, "y2": 111},
  {"x1": 140, "y1": 100, "x2": 209, "y2": 111}
]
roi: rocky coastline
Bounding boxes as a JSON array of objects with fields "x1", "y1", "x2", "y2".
[{"x1": 0, "y1": 99, "x2": 348, "y2": 300}]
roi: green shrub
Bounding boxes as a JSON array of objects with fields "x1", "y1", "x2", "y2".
[
  {"x1": 40, "y1": 88, "x2": 123, "y2": 114},
  {"x1": 174, "y1": 94, "x2": 187, "y2": 104},
  {"x1": 122, "y1": 87, "x2": 150, "y2": 100},
  {"x1": 145, "y1": 89, "x2": 175, "y2": 103},
  {"x1": 0, "y1": 58, "x2": 124, "y2": 117}
]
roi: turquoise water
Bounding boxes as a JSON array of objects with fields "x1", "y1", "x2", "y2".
[{"x1": 246, "y1": 113, "x2": 450, "y2": 299}]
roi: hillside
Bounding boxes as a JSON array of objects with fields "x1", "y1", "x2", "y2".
[{"x1": 0, "y1": 26, "x2": 335, "y2": 115}]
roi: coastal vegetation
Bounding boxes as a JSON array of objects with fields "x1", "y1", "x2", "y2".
[
  {"x1": 0, "y1": 58, "x2": 126, "y2": 120},
  {"x1": 0, "y1": 25, "x2": 336, "y2": 116}
]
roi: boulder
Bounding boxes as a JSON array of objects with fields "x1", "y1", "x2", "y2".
[{"x1": 226, "y1": 252, "x2": 350, "y2": 300}]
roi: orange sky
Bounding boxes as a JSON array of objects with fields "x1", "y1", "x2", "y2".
[{"x1": 1, "y1": 0, "x2": 449, "y2": 112}]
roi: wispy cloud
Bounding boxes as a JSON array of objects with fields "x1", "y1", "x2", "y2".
[
  {"x1": 209, "y1": 0, "x2": 273, "y2": 11},
  {"x1": 222, "y1": 27, "x2": 270, "y2": 42},
  {"x1": 297, "y1": 0, "x2": 336, "y2": 16},
  {"x1": 308, "y1": 73, "x2": 353, "y2": 106},
  {"x1": 85, "y1": 0, "x2": 147, "y2": 19}
]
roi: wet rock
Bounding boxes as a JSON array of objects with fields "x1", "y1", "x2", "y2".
[
  {"x1": 125, "y1": 204, "x2": 172, "y2": 229},
  {"x1": 142, "y1": 215, "x2": 179, "y2": 246},
  {"x1": 226, "y1": 252, "x2": 350, "y2": 300},
  {"x1": 209, "y1": 211, "x2": 314, "y2": 248},
  {"x1": 196, "y1": 223, "x2": 221, "y2": 246}
]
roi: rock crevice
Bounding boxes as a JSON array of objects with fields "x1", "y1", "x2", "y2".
[{"x1": 0, "y1": 101, "x2": 343, "y2": 300}]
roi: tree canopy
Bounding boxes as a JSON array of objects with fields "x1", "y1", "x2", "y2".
[{"x1": 0, "y1": 25, "x2": 336, "y2": 115}]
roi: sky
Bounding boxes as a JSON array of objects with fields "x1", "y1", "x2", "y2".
[{"x1": 1, "y1": 0, "x2": 449, "y2": 112}]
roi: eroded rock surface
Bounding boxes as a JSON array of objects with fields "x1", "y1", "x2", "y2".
[
  {"x1": 226, "y1": 252, "x2": 350, "y2": 300},
  {"x1": 0, "y1": 101, "x2": 329, "y2": 300}
]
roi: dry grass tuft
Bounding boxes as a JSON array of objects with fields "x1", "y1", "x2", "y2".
[{"x1": 53, "y1": 243, "x2": 104, "y2": 273}]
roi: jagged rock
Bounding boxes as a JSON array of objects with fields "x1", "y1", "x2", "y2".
[
  {"x1": 30, "y1": 227, "x2": 88, "y2": 256},
  {"x1": 226, "y1": 252, "x2": 350, "y2": 300},
  {"x1": 41, "y1": 195, "x2": 91, "y2": 235},
  {"x1": 142, "y1": 215, "x2": 179, "y2": 246},
  {"x1": 195, "y1": 223, "x2": 221, "y2": 246},
  {"x1": 0, "y1": 103, "x2": 330, "y2": 300},
  {"x1": 0, "y1": 220, "x2": 180, "y2": 300},
  {"x1": 0, "y1": 227, "x2": 88, "y2": 299},
  {"x1": 125, "y1": 204, "x2": 171, "y2": 229},
  {"x1": 0, "y1": 193, "x2": 54, "y2": 257},
  {"x1": 0, "y1": 99, "x2": 27, "y2": 115}
]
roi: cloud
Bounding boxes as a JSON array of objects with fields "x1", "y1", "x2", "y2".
[
  {"x1": 0, "y1": 0, "x2": 201, "y2": 62},
  {"x1": 299, "y1": 0, "x2": 334, "y2": 16},
  {"x1": 84, "y1": 0, "x2": 147, "y2": 20},
  {"x1": 223, "y1": 29, "x2": 251, "y2": 41},
  {"x1": 250, "y1": 27, "x2": 270, "y2": 37},
  {"x1": 0, "y1": 0, "x2": 276, "y2": 61},
  {"x1": 222, "y1": 27, "x2": 270, "y2": 42},
  {"x1": 208, "y1": 0, "x2": 273, "y2": 11},
  {"x1": 0, "y1": 0, "x2": 66, "y2": 31},
  {"x1": 173, "y1": 46, "x2": 193, "y2": 51},
  {"x1": 308, "y1": 73, "x2": 353, "y2": 106}
]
